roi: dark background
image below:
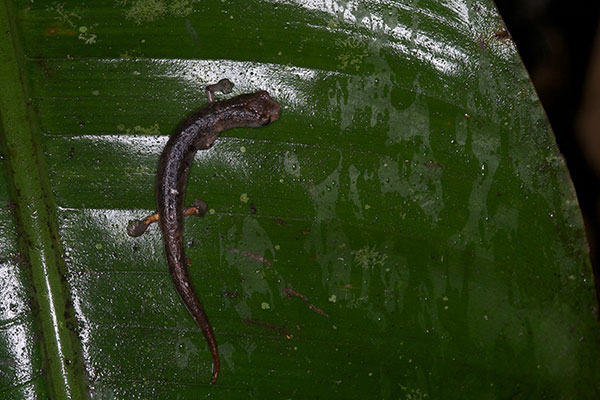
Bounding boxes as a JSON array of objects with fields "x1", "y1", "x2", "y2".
[{"x1": 495, "y1": 1, "x2": 600, "y2": 305}]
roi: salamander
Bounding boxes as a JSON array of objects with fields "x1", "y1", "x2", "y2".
[{"x1": 128, "y1": 80, "x2": 280, "y2": 383}]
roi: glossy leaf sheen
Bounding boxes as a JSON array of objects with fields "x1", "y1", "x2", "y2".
[{"x1": 0, "y1": 0, "x2": 599, "y2": 399}]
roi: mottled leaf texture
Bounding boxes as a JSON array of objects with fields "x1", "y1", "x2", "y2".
[{"x1": 0, "y1": 1, "x2": 598, "y2": 399}]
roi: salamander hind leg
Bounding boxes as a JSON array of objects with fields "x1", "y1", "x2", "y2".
[
  {"x1": 127, "y1": 213, "x2": 159, "y2": 237},
  {"x1": 189, "y1": 199, "x2": 208, "y2": 216},
  {"x1": 126, "y1": 199, "x2": 208, "y2": 237}
]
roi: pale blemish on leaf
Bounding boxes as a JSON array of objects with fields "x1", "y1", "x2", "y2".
[
  {"x1": 47, "y1": 2, "x2": 80, "y2": 27},
  {"x1": 336, "y1": 35, "x2": 368, "y2": 71},
  {"x1": 117, "y1": 122, "x2": 161, "y2": 135},
  {"x1": 174, "y1": 337, "x2": 198, "y2": 369},
  {"x1": 400, "y1": 385, "x2": 429, "y2": 400},
  {"x1": 326, "y1": 19, "x2": 339, "y2": 30},
  {"x1": 120, "y1": 48, "x2": 145, "y2": 59},
  {"x1": 347, "y1": 295, "x2": 369, "y2": 309},
  {"x1": 47, "y1": 3, "x2": 98, "y2": 44},
  {"x1": 117, "y1": 0, "x2": 200, "y2": 24},
  {"x1": 170, "y1": 0, "x2": 197, "y2": 17},
  {"x1": 78, "y1": 26, "x2": 97, "y2": 44},
  {"x1": 283, "y1": 150, "x2": 301, "y2": 177},
  {"x1": 117, "y1": 0, "x2": 166, "y2": 24},
  {"x1": 351, "y1": 245, "x2": 388, "y2": 269}
]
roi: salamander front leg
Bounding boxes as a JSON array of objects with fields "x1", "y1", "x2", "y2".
[
  {"x1": 127, "y1": 199, "x2": 208, "y2": 237},
  {"x1": 204, "y1": 78, "x2": 234, "y2": 103}
]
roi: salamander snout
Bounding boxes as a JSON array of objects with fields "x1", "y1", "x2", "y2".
[
  {"x1": 244, "y1": 90, "x2": 281, "y2": 127},
  {"x1": 265, "y1": 100, "x2": 280, "y2": 125}
]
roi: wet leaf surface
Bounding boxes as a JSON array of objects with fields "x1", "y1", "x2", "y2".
[{"x1": 0, "y1": 0, "x2": 599, "y2": 399}]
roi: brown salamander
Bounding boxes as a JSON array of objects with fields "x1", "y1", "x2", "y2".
[{"x1": 127, "y1": 80, "x2": 280, "y2": 383}]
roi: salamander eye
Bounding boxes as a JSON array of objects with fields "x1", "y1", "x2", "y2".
[{"x1": 255, "y1": 90, "x2": 270, "y2": 100}]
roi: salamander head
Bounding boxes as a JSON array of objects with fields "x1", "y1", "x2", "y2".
[{"x1": 240, "y1": 90, "x2": 280, "y2": 127}]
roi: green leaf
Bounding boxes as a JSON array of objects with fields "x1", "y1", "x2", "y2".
[{"x1": 1, "y1": 0, "x2": 598, "y2": 399}]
